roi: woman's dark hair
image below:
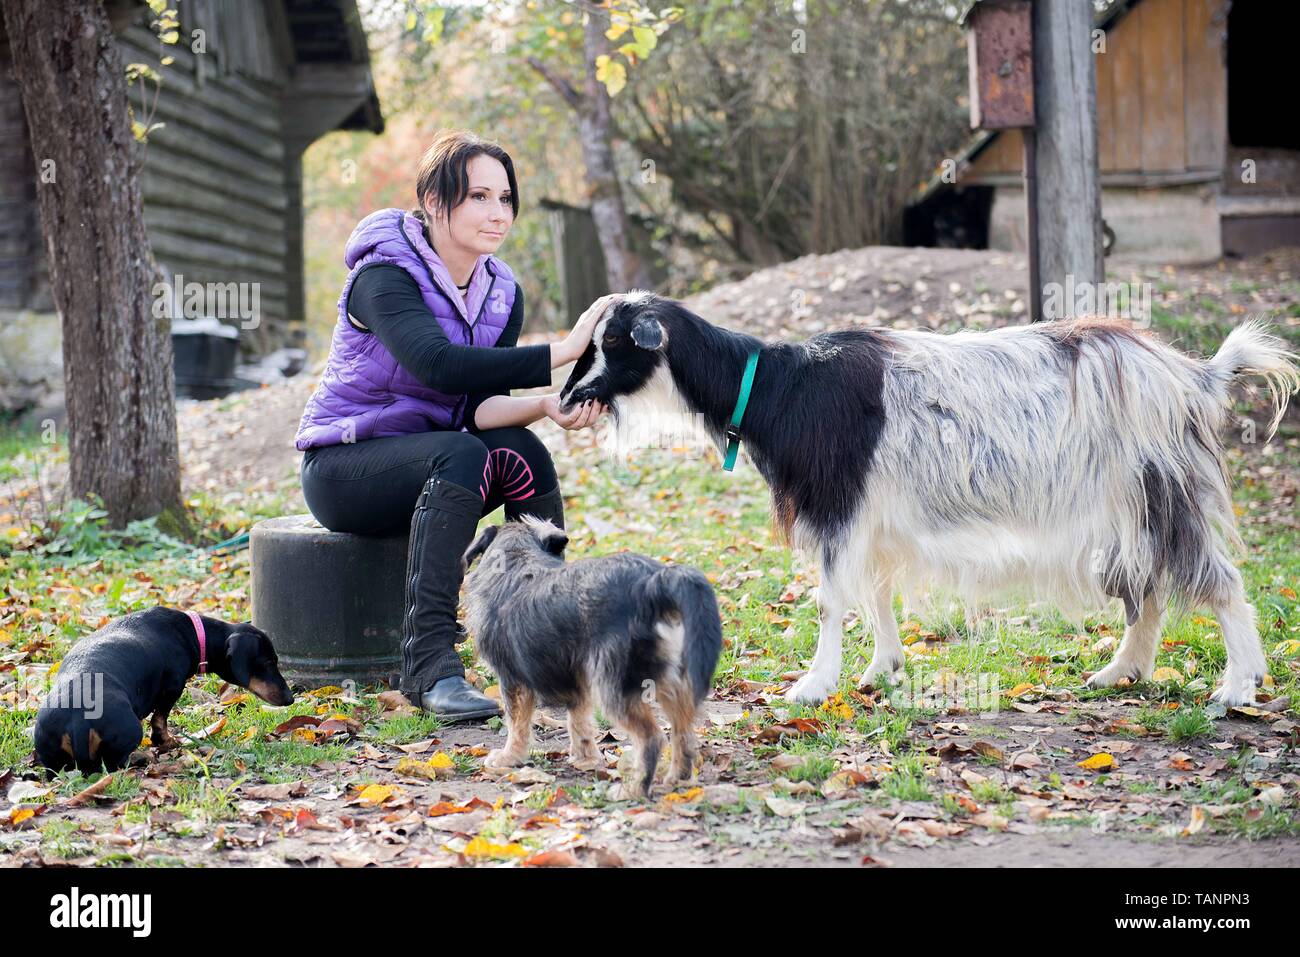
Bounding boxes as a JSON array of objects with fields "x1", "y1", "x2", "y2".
[{"x1": 412, "y1": 129, "x2": 520, "y2": 225}]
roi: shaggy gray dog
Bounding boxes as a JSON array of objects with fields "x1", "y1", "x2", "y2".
[{"x1": 462, "y1": 516, "x2": 722, "y2": 796}]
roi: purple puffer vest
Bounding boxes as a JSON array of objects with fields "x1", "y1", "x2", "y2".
[{"x1": 295, "y1": 208, "x2": 517, "y2": 450}]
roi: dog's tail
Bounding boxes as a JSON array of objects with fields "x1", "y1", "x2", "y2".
[
  {"x1": 1205, "y1": 319, "x2": 1300, "y2": 438},
  {"x1": 639, "y1": 566, "x2": 723, "y2": 702}
]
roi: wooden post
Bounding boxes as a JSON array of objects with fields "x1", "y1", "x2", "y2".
[{"x1": 1029, "y1": 0, "x2": 1102, "y2": 319}]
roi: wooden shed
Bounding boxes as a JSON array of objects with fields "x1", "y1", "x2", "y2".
[
  {"x1": 908, "y1": 0, "x2": 1300, "y2": 263},
  {"x1": 0, "y1": 0, "x2": 383, "y2": 355}
]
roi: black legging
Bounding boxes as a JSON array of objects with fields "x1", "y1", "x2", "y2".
[
  {"x1": 300, "y1": 426, "x2": 559, "y2": 535},
  {"x1": 301, "y1": 426, "x2": 562, "y2": 696}
]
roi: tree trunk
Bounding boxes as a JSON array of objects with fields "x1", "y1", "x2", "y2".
[
  {"x1": 2, "y1": 0, "x2": 185, "y2": 530},
  {"x1": 580, "y1": 4, "x2": 653, "y2": 292}
]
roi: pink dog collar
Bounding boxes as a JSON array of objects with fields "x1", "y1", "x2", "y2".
[{"x1": 186, "y1": 610, "x2": 207, "y2": 675}]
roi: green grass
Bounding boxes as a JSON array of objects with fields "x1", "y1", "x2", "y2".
[
  {"x1": 1214, "y1": 805, "x2": 1300, "y2": 839},
  {"x1": 779, "y1": 754, "x2": 838, "y2": 786},
  {"x1": 0, "y1": 422, "x2": 49, "y2": 481},
  {"x1": 878, "y1": 755, "x2": 934, "y2": 802},
  {"x1": 0, "y1": 708, "x2": 36, "y2": 769},
  {"x1": 367, "y1": 711, "x2": 443, "y2": 745},
  {"x1": 167, "y1": 776, "x2": 241, "y2": 823},
  {"x1": 968, "y1": 778, "x2": 1014, "y2": 806},
  {"x1": 1167, "y1": 706, "x2": 1216, "y2": 743},
  {"x1": 39, "y1": 818, "x2": 95, "y2": 859}
]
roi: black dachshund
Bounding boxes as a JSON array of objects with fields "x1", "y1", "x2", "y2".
[{"x1": 35, "y1": 606, "x2": 294, "y2": 773}]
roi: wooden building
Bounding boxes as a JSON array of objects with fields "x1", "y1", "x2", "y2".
[
  {"x1": 0, "y1": 0, "x2": 383, "y2": 356},
  {"x1": 908, "y1": 0, "x2": 1300, "y2": 263}
]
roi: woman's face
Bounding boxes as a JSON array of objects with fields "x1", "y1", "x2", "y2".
[{"x1": 426, "y1": 154, "x2": 514, "y2": 258}]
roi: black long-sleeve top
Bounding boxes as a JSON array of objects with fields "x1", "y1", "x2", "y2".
[{"x1": 345, "y1": 264, "x2": 552, "y2": 432}]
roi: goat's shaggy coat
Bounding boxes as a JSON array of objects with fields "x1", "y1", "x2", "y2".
[
  {"x1": 560, "y1": 293, "x2": 1300, "y2": 706},
  {"x1": 462, "y1": 516, "x2": 723, "y2": 795}
]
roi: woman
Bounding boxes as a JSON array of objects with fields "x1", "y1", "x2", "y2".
[{"x1": 295, "y1": 129, "x2": 614, "y2": 721}]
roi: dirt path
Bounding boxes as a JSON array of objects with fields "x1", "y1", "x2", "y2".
[{"x1": 5, "y1": 690, "x2": 1296, "y2": 868}]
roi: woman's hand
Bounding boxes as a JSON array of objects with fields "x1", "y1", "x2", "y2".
[
  {"x1": 542, "y1": 393, "x2": 607, "y2": 431},
  {"x1": 552, "y1": 293, "x2": 622, "y2": 368}
]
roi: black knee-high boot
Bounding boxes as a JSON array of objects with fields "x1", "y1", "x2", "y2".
[
  {"x1": 400, "y1": 477, "x2": 500, "y2": 721},
  {"x1": 504, "y1": 485, "x2": 565, "y2": 529}
]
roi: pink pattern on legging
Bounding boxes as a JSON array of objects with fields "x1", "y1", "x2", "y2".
[{"x1": 479, "y1": 447, "x2": 535, "y2": 501}]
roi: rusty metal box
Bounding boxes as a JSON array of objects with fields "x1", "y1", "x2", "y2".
[{"x1": 964, "y1": 0, "x2": 1034, "y2": 129}]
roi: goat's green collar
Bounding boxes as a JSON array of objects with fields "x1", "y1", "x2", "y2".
[{"x1": 723, "y1": 351, "x2": 760, "y2": 471}]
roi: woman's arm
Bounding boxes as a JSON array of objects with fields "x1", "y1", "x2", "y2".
[
  {"x1": 348, "y1": 267, "x2": 618, "y2": 394},
  {"x1": 474, "y1": 393, "x2": 606, "y2": 431},
  {"x1": 466, "y1": 288, "x2": 619, "y2": 432}
]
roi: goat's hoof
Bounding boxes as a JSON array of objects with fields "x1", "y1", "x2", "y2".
[
  {"x1": 785, "y1": 671, "x2": 839, "y2": 704},
  {"x1": 1085, "y1": 660, "x2": 1147, "y2": 690},
  {"x1": 859, "y1": 659, "x2": 905, "y2": 689},
  {"x1": 1209, "y1": 672, "x2": 1260, "y2": 708}
]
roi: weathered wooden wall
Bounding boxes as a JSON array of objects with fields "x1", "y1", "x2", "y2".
[
  {"x1": 969, "y1": 0, "x2": 1228, "y2": 181},
  {"x1": 120, "y1": 4, "x2": 290, "y2": 351},
  {"x1": 1, "y1": 1, "x2": 346, "y2": 349},
  {"x1": 0, "y1": 20, "x2": 50, "y2": 311}
]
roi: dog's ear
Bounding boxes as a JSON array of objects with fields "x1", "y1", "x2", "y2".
[
  {"x1": 539, "y1": 528, "x2": 568, "y2": 558},
  {"x1": 462, "y1": 525, "x2": 500, "y2": 571},
  {"x1": 225, "y1": 631, "x2": 256, "y2": 687},
  {"x1": 521, "y1": 515, "x2": 569, "y2": 557},
  {"x1": 631, "y1": 316, "x2": 663, "y2": 350}
]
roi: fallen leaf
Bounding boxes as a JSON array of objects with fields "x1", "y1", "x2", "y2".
[
  {"x1": 821, "y1": 770, "x2": 871, "y2": 797},
  {"x1": 1169, "y1": 752, "x2": 1196, "y2": 771},
  {"x1": 1009, "y1": 750, "x2": 1042, "y2": 770},
  {"x1": 185, "y1": 716, "x2": 226, "y2": 741},
  {"x1": 577, "y1": 845, "x2": 624, "y2": 867},
  {"x1": 764, "y1": 795, "x2": 806, "y2": 817},
  {"x1": 7, "y1": 781, "x2": 54, "y2": 803},
  {"x1": 272, "y1": 714, "x2": 322, "y2": 736},
  {"x1": 61, "y1": 774, "x2": 114, "y2": 807},
  {"x1": 428, "y1": 797, "x2": 492, "y2": 817},
  {"x1": 523, "y1": 849, "x2": 579, "y2": 867},
  {"x1": 770, "y1": 754, "x2": 804, "y2": 772},
  {"x1": 662, "y1": 787, "x2": 703, "y2": 804},
  {"x1": 754, "y1": 718, "x2": 825, "y2": 743},
  {"x1": 461, "y1": 836, "x2": 529, "y2": 859},
  {"x1": 507, "y1": 767, "x2": 555, "y2": 785},
  {"x1": 396, "y1": 738, "x2": 441, "y2": 754},
  {"x1": 396, "y1": 755, "x2": 454, "y2": 781},
  {"x1": 1076, "y1": 753, "x2": 1116, "y2": 772},
  {"x1": 241, "y1": 781, "x2": 308, "y2": 800},
  {"x1": 376, "y1": 690, "x2": 413, "y2": 712},
  {"x1": 355, "y1": 784, "x2": 396, "y2": 806}
]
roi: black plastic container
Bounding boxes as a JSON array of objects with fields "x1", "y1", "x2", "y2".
[{"x1": 172, "y1": 319, "x2": 240, "y2": 399}]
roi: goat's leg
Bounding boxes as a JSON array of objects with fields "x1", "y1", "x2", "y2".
[
  {"x1": 1207, "y1": 562, "x2": 1268, "y2": 707},
  {"x1": 786, "y1": 555, "x2": 852, "y2": 704},
  {"x1": 860, "y1": 571, "x2": 904, "y2": 688},
  {"x1": 1086, "y1": 593, "x2": 1164, "y2": 690}
]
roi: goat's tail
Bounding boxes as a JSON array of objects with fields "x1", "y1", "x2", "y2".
[
  {"x1": 639, "y1": 566, "x2": 723, "y2": 703},
  {"x1": 1206, "y1": 319, "x2": 1300, "y2": 437}
]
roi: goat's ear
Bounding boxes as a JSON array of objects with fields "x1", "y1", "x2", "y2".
[
  {"x1": 631, "y1": 317, "x2": 663, "y2": 350},
  {"x1": 462, "y1": 525, "x2": 500, "y2": 571}
]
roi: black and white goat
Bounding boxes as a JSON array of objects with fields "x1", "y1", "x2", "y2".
[{"x1": 560, "y1": 292, "x2": 1300, "y2": 706}]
